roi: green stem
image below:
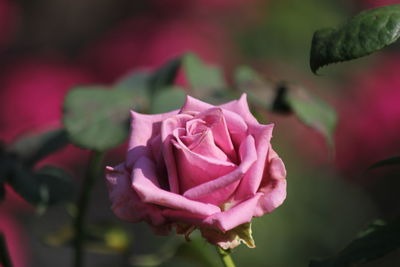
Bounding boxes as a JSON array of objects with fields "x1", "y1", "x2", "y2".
[
  {"x1": 73, "y1": 151, "x2": 105, "y2": 267},
  {"x1": 0, "y1": 233, "x2": 13, "y2": 267},
  {"x1": 216, "y1": 246, "x2": 236, "y2": 267}
]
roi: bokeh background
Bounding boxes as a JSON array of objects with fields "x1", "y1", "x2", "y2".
[{"x1": 1, "y1": 0, "x2": 400, "y2": 266}]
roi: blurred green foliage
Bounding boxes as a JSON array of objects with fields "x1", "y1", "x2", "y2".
[{"x1": 238, "y1": 0, "x2": 348, "y2": 69}]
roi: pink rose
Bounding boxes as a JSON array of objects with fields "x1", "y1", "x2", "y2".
[{"x1": 105, "y1": 94, "x2": 286, "y2": 248}]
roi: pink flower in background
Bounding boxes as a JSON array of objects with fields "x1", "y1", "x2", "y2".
[
  {"x1": 0, "y1": 215, "x2": 29, "y2": 267},
  {"x1": 106, "y1": 94, "x2": 286, "y2": 249},
  {"x1": 358, "y1": 0, "x2": 399, "y2": 9},
  {"x1": 81, "y1": 17, "x2": 233, "y2": 83},
  {"x1": 0, "y1": 58, "x2": 94, "y2": 172},
  {"x1": 149, "y1": 0, "x2": 261, "y2": 14},
  {"x1": 336, "y1": 55, "x2": 400, "y2": 176}
]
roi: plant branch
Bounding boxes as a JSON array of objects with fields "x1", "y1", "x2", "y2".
[
  {"x1": 216, "y1": 246, "x2": 236, "y2": 267},
  {"x1": 73, "y1": 151, "x2": 105, "y2": 267}
]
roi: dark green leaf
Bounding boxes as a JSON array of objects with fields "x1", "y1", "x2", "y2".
[
  {"x1": 8, "y1": 129, "x2": 69, "y2": 166},
  {"x1": 310, "y1": 218, "x2": 400, "y2": 267},
  {"x1": 8, "y1": 162, "x2": 45, "y2": 205},
  {"x1": 368, "y1": 156, "x2": 400, "y2": 170},
  {"x1": 0, "y1": 183, "x2": 5, "y2": 202},
  {"x1": 63, "y1": 86, "x2": 135, "y2": 151},
  {"x1": 8, "y1": 164, "x2": 74, "y2": 208},
  {"x1": 35, "y1": 165, "x2": 75, "y2": 205},
  {"x1": 234, "y1": 66, "x2": 279, "y2": 110},
  {"x1": 310, "y1": 5, "x2": 400, "y2": 73},
  {"x1": 150, "y1": 87, "x2": 186, "y2": 114},
  {"x1": 235, "y1": 67, "x2": 336, "y2": 146},
  {"x1": 183, "y1": 53, "x2": 226, "y2": 97},
  {"x1": 149, "y1": 57, "x2": 181, "y2": 94},
  {"x1": 285, "y1": 83, "x2": 337, "y2": 146}
]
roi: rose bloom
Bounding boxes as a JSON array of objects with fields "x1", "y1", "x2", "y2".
[{"x1": 105, "y1": 94, "x2": 286, "y2": 248}]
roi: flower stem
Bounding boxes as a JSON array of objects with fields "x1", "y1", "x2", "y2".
[
  {"x1": 216, "y1": 247, "x2": 236, "y2": 267},
  {"x1": 0, "y1": 232, "x2": 13, "y2": 267},
  {"x1": 73, "y1": 151, "x2": 105, "y2": 267}
]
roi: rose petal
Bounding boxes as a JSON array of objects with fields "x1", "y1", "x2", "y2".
[
  {"x1": 220, "y1": 93, "x2": 259, "y2": 125},
  {"x1": 174, "y1": 127, "x2": 228, "y2": 162},
  {"x1": 235, "y1": 123, "x2": 274, "y2": 200},
  {"x1": 105, "y1": 164, "x2": 165, "y2": 226},
  {"x1": 183, "y1": 135, "x2": 257, "y2": 205},
  {"x1": 254, "y1": 148, "x2": 287, "y2": 216},
  {"x1": 172, "y1": 135, "x2": 236, "y2": 192},
  {"x1": 162, "y1": 193, "x2": 262, "y2": 233},
  {"x1": 161, "y1": 114, "x2": 193, "y2": 193},
  {"x1": 194, "y1": 108, "x2": 237, "y2": 162},
  {"x1": 204, "y1": 193, "x2": 263, "y2": 232},
  {"x1": 127, "y1": 110, "x2": 178, "y2": 168},
  {"x1": 132, "y1": 156, "x2": 221, "y2": 216},
  {"x1": 180, "y1": 95, "x2": 248, "y2": 147}
]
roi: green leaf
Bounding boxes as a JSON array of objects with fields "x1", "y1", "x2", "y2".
[
  {"x1": 149, "y1": 57, "x2": 182, "y2": 94},
  {"x1": 183, "y1": 53, "x2": 226, "y2": 96},
  {"x1": 8, "y1": 129, "x2": 69, "y2": 166},
  {"x1": 8, "y1": 162, "x2": 46, "y2": 205},
  {"x1": 234, "y1": 66, "x2": 282, "y2": 111},
  {"x1": 310, "y1": 218, "x2": 400, "y2": 267},
  {"x1": 285, "y1": 83, "x2": 337, "y2": 146},
  {"x1": 8, "y1": 164, "x2": 74, "y2": 208},
  {"x1": 150, "y1": 88, "x2": 186, "y2": 114},
  {"x1": 115, "y1": 71, "x2": 152, "y2": 111},
  {"x1": 63, "y1": 86, "x2": 135, "y2": 151},
  {"x1": 35, "y1": 165, "x2": 75, "y2": 205},
  {"x1": 368, "y1": 156, "x2": 400, "y2": 170},
  {"x1": 310, "y1": 5, "x2": 400, "y2": 73},
  {"x1": 235, "y1": 67, "x2": 336, "y2": 146}
]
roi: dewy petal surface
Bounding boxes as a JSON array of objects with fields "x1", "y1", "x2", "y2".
[{"x1": 132, "y1": 156, "x2": 221, "y2": 216}]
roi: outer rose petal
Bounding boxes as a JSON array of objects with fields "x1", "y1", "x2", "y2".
[
  {"x1": 105, "y1": 164, "x2": 166, "y2": 227},
  {"x1": 235, "y1": 124, "x2": 274, "y2": 200},
  {"x1": 220, "y1": 94, "x2": 259, "y2": 126},
  {"x1": 204, "y1": 193, "x2": 263, "y2": 232},
  {"x1": 254, "y1": 148, "x2": 287, "y2": 217},
  {"x1": 132, "y1": 156, "x2": 221, "y2": 216},
  {"x1": 127, "y1": 110, "x2": 178, "y2": 168},
  {"x1": 163, "y1": 193, "x2": 262, "y2": 233}
]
